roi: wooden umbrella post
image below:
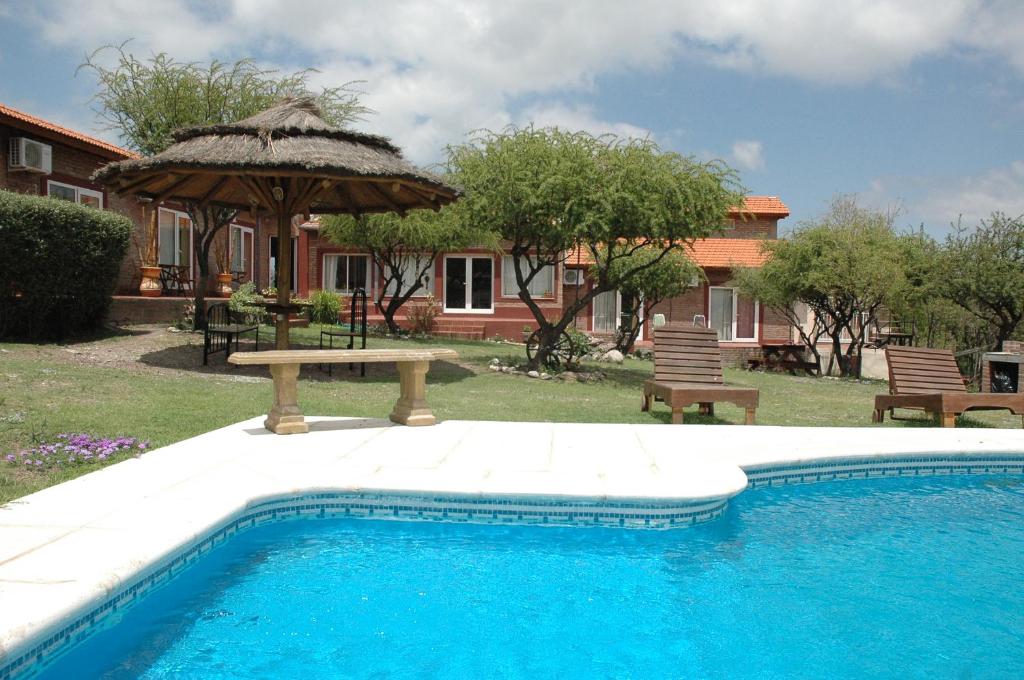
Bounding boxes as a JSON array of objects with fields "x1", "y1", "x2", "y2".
[{"x1": 274, "y1": 206, "x2": 292, "y2": 350}]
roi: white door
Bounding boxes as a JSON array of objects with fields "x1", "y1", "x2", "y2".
[
  {"x1": 709, "y1": 287, "x2": 735, "y2": 341},
  {"x1": 709, "y1": 287, "x2": 758, "y2": 341},
  {"x1": 592, "y1": 290, "x2": 619, "y2": 333}
]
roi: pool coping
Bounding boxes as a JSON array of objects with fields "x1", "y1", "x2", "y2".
[{"x1": 2, "y1": 417, "x2": 1024, "y2": 678}]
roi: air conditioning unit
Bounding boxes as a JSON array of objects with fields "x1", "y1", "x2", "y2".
[
  {"x1": 8, "y1": 137, "x2": 52, "y2": 174},
  {"x1": 563, "y1": 268, "x2": 583, "y2": 286}
]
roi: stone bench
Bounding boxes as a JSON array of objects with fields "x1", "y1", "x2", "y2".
[{"x1": 227, "y1": 348, "x2": 459, "y2": 434}]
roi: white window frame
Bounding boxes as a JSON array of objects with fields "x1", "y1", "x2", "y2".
[
  {"x1": 384, "y1": 255, "x2": 434, "y2": 297},
  {"x1": 443, "y1": 254, "x2": 494, "y2": 314},
  {"x1": 230, "y1": 224, "x2": 254, "y2": 275},
  {"x1": 47, "y1": 180, "x2": 103, "y2": 209},
  {"x1": 322, "y1": 253, "x2": 372, "y2": 295},
  {"x1": 157, "y1": 207, "x2": 193, "y2": 276},
  {"x1": 708, "y1": 286, "x2": 759, "y2": 342},
  {"x1": 501, "y1": 255, "x2": 555, "y2": 299}
]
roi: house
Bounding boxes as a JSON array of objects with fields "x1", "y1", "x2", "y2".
[
  {"x1": 0, "y1": 103, "x2": 274, "y2": 312},
  {"x1": 0, "y1": 102, "x2": 143, "y2": 294},
  {"x1": 298, "y1": 196, "x2": 793, "y2": 356}
]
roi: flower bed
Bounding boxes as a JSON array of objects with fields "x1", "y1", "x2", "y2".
[{"x1": 4, "y1": 434, "x2": 149, "y2": 469}]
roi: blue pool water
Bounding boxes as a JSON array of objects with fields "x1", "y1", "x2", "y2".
[{"x1": 39, "y1": 475, "x2": 1024, "y2": 679}]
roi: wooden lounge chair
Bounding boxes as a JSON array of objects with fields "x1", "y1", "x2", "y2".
[
  {"x1": 873, "y1": 346, "x2": 1024, "y2": 427},
  {"x1": 641, "y1": 324, "x2": 759, "y2": 424}
]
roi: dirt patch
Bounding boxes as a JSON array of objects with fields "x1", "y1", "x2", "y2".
[{"x1": 2, "y1": 324, "x2": 482, "y2": 383}]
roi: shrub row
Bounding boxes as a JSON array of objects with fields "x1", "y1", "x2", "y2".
[{"x1": 0, "y1": 189, "x2": 132, "y2": 341}]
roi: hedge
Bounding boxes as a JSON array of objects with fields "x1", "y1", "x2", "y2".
[{"x1": 0, "y1": 189, "x2": 132, "y2": 341}]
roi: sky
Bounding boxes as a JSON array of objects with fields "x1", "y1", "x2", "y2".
[{"x1": 0, "y1": 0, "x2": 1022, "y2": 235}]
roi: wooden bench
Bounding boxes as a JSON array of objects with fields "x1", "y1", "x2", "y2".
[
  {"x1": 227, "y1": 348, "x2": 458, "y2": 434},
  {"x1": 642, "y1": 324, "x2": 759, "y2": 424},
  {"x1": 873, "y1": 346, "x2": 1024, "y2": 427}
]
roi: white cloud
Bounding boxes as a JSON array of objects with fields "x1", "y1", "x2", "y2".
[
  {"x1": 864, "y1": 161, "x2": 1024, "y2": 233},
  {"x1": 731, "y1": 140, "x2": 764, "y2": 171},
  {"x1": 18, "y1": 1, "x2": 1024, "y2": 163},
  {"x1": 520, "y1": 103, "x2": 651, "y2": 139}
]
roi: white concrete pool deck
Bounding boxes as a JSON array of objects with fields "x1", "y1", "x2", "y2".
[{"x1": 2, "y1": 417, "x2": 1024, "y2": 673}]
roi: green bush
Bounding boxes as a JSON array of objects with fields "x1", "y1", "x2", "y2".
[
  {"x1": 228, "y1": 282, "x2": 265, "y2": 324},
  {"x1": 308, "y1": 289, "x2": 342, "y2": 325},
  {"x1": 0, "y1": 190, "x2": 132, "y2": 341}
]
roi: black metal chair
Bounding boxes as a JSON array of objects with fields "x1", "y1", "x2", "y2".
[
  {"x1": 320, "y1": 289, "x2": 368, "y2": 376},
  {"x1": 204, "y1": 302, "x2": 259, "y2": 365}
]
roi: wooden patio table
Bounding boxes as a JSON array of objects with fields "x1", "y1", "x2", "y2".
[{"x1": 228, "y1": 348, "x2": 458, "y2": 434}]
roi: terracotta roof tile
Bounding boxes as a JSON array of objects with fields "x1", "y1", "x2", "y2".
[
  {"x1": 728, "y1": 195, "x2": 789, "y2": 218},
  {"x1": 0, "y1": 102, "x2": 137, "y2": 159},
  {"x1": 566, "y1": 238, "x2": 770, "y2": 269}
]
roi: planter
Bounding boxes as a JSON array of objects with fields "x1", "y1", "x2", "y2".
[
  {"x1": 139, "y1": 266, "x2": 162, "y2": 298},
  {"x1": 216, "y1": 272, "x2": 233, "y2": 297}
]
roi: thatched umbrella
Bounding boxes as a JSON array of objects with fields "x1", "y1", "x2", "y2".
[{"x1": 94, "y1": 97, "x2": 459, "y2": 348}]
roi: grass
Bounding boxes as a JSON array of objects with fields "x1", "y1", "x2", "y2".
[{"x1": 1, "y1": 325, "x2": 1019, "y2": 505}]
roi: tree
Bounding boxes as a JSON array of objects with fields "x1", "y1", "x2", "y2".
[
  {"x1": 447, "y1": 126, "x2": 743, "y2": 369},
  {"x1": 735, "y1": 196, "x2": 905, "y2": 377},
  {"x1": 320, "y1": 207, "x2": 497, "y2": 333},
  {"x1": 733, "y1": 258, "x2": 828, "y2": 376},
  {"x1": 80, "y1": 44, "x2": 369, "y2": 328},
  {"x1": 936, "y1": 213, "x2": 1024, "y2": 350},
  {"x1": 597, "y1": 246, "x2": 701, "y2": 354}
]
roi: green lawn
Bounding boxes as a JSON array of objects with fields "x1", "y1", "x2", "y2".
[{"x1": 1, "y1": 325, "x2": 1018, "y2": 504}]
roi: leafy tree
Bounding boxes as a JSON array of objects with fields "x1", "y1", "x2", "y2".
[
  {"x1": 80, "y1": 44, "x2": 368, "y2": 328},
  {"x1": 596, "y1": 246, "x2": 701, "y2": 354},
  {"x1": 936, "y1": 213, "x2": 1024, "y2": 350},
  {"x1": 320, "y1": 207, "x2": 497, "y2": 334},
  {"x1": 735, "y1": 196, "x2": 905, "y2": 377},
  {"x1": 447, "y1": 126, "x2": 743, "y2": 369}
]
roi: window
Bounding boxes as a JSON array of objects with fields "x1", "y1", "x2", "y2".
[
  {"x1": 501, "y1": 255, "x2": 554, "y2": 298},
  {"x1": 157, "y1": 208, "x2": 192, "y2": 274},
  {"x1": 444, "y1": 255, "x2": 493, "y2": 312},
  {"x1": 47, "y1": 180, "x2": 103, "y2": 209},
  {"x1": 323, "y1": 254, "x2": 370, "y2": 294},
  {"x1": 708, "y1": 286, "x2": 758, "y2": 342},
  {"x1": 384, "y1": 255, "x2": 434, "y2": 297},
  {"x1": 230, "y1": 225, "x2": 254, "y2": 282}
]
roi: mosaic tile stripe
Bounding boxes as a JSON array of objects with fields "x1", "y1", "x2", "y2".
[{"x1": 743, "y1": 455, "x2": 1024, "y2": 488}]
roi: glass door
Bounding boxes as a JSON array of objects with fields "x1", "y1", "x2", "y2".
[
  {"x1": 231, "y1": 226, "x2": 254, "y2": 283},
  {"x1": 592, "y1": 289, "x2": 619, "y2": 333},
  {"x1": 444, "y1": 256, "x2": 492, "y2": 312},
  {"x1": 269, "y1": 236, "x2": 298, "y2": 292},
  {"x1": 709, "y1": 287, "x2": 734, "y2": 341}
]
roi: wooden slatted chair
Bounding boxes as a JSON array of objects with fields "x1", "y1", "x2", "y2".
[
  {"x1": 873, "y1": 346, "x2": 1024, "y2": 427},
  {"x1": 641, "y1": 324, "x2": 759, "y2": 424}
]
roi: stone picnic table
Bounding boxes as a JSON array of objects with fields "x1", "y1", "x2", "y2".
[{"x1": 228, "y1": 348, "x2": 458, "y2": 434}]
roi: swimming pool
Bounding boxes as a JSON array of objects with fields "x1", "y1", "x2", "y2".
[{"x1": 34, "y1": 474, "x2": 1024, "y2": 678}]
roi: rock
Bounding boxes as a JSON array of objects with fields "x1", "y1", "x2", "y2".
[
  {"x1": 501, "y1": 366, "x2": 513, "y2": 373},
  {"x1": 488, "y1": 364, "x2": 501, "y2": 372},
  {"x1": 600, "y1": 349, "x2": 624, "y2": 364},
  {"x1": 527, "y1": 370, "x2": 540, "y2": 378},
  {"x1": 540, "y1": 373, "x2": 551, "y2": 380},
  {"x1": 560, "y1": 371, "x2": 578, "y2": 382},
  {"x1": 490, "y1": 358, "x2": 500, "y2": 365}
]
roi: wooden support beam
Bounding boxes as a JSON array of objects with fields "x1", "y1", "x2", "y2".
[
  {"x1": 364, "y1": 181, "x2": 407, "y2": 216},
  {"x1": 150, "y1": 174, "x2": 198, "y2": 205},
  {"x1": 197, "y1": 175, "x2": 231, "y2": 208}
]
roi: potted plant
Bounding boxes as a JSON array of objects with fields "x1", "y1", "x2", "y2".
[
  {"x1": 131, "y1": 225, "x2": 161, "y2": 298},
  {"x1": 213, "y1": 238, "x2": 233, "y2": 298}
]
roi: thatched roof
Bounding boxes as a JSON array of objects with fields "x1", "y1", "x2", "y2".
[{"x1": 92, "y1": 98, "x2": 458, "y2": 215}]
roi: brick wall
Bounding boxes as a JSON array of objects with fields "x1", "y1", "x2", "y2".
[
  {"x1": 719, "y1": 216, "x2": 778, "y2": 239},
  {"x1": 1, "y1": 123, "x2": 146, "y2": 294}
]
